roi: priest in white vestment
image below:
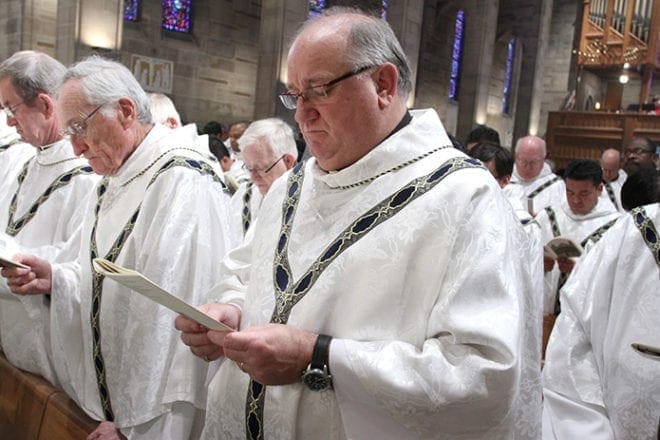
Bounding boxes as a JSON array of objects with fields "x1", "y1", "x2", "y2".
[
  {"x1": 599, "y1": 148, "x2": 626, "y2": 213},
  {"x1": 536, "y1": 159, "x2": 620, "y2": 316},
  {"x1": 228, "y1": 118, "x2": 298, "y2": 240},
  {"x1": 2, "y1": 57, "x2": 236, "y2": 439},
  {"x1": 0, "y1": 111, "x2": 35, "y2": 182},
  {"x1": 504, "y1": 135, "x2": 565, "y2": 216},
  {"x1": 542, "y1": 203, "x2": 660, "y2": 439},
  {"x1": 177, "y1": 8, "x2": 542, "y2": 439},
  {"x1": 0, "y1": 51, "x2": 99, "y2": 385}
]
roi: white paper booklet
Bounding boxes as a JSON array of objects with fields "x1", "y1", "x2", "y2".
[{"x1": 92, "y1": 258, "x2": 233, "y2": 332}]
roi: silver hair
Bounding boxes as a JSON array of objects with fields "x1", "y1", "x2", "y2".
[
  {"x1": 297, "y1": 7, "x2": 413, "y2": 98},
  {"x1": 0, "y1": 50, "x2": 66, "y2": 102},
  {"x1": 148, "y1": 93, "x2": 181, "y2": 127},
  {"x1": 61, "y1": 56, "x2": 152, "y2": 124},
  {"x1": 239, "y1": 118, "x2": 297, "y2": 159}
]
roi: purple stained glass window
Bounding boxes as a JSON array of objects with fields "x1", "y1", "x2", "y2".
[
  {"x1": 162, "y1": 0, "x2": 191, "y2": 33},
  {"x1": 309, "y1": 0, "x2": 326, "y2": 18},
  {"x1": 448, "y1": 10, "x2": 465, "y2": 101},
  {"x1": 381, "y1": 1, "x2": 388, "y2": 20},
  {"x1": 502, "y1": 38, "x2": 516, "y2": 114},
  {"x1": 124, "y1": 0, "x2": 139, "y2": 22}
]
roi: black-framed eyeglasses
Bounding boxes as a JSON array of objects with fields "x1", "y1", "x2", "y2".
[
  {"x1": 279, "y1": 65, "x2": 377, "y2": 110},
  {"x1": 623, "y1": 148, "x2": 654, "y2": 157},
  {"x1": 242, "y1": 155, "x2": 286, "y2": 176},
  {"x1": 1, "y1": 101, "x2": 25, "y2": 119},
  {"x1": 60, "y1": 105, "x2": 104, "y2": 139}
]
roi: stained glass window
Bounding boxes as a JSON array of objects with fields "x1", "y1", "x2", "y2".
[
  {"x1": 448, "y1": 10, "x2": 465, "y2": 101},
  {"x1": 309, "y1": 0, "x2": 326, "y2": 18},
  {"x1": 124, "y1": 0, "x2": 139, "y2": 22},
  {"x1": 502, "y1": 38, "x2": 516, "y2": 114},
  {"x1": 162, "y1": 0, "x2": 192, "y2": 33},
  {"x1": 309, "y1": 1, "x2": 388, "y2": 20}
]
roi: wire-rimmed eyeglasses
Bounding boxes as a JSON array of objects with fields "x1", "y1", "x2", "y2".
[
  {"x1": 242, "y1": 155, "x2": 286, "y2": 176},
  {"x1": 278, "y1": 65, "x2": 376, "y2": 110},
  {"x1": 60, "y1": 105, "x2": 104, "y2": 139},
  {"x1": 1, "y1": 101, "x2": 25, "y2": 119}
]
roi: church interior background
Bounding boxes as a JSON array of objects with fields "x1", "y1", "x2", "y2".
[{"x1": 1, "y1": 0, "x2": 659, "y2": 153}]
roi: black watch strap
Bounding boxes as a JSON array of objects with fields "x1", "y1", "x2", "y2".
[{"x1": 311, "y1": 334, "x2": 332, "y2": 372}]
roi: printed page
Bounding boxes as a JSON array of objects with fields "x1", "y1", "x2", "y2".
[{"x1": 92, "y1": 258, "x2": 233, "y2": 332}]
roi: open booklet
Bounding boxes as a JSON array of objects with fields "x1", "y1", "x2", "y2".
[
  {"x1": 543, "y1": 236, "x2": 583, "y2": 259},
  {"x1": 92, "y1": 258, "x2": 233, "y2": 332}
]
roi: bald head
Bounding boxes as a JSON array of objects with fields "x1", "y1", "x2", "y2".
[
  {"x1": 514, "y1": 135, "x2": 546, "y2": 180},
  {"x1": 600, "y1": 148, "x2": 622, "y2": 182}
]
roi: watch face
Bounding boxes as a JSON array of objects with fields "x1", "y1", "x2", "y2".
[{"x1": 302, "y1": 368, "x2": 331, "y2": 391}]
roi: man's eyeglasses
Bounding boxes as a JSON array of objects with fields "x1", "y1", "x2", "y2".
[
  {"x1": 623, "y1": 148, "x2": 654, "y2": 157},
  {"x1": 60, "y1": 105, "x2": 103, "y2": 139},
  {"x1": 242, "y1": 155, "x2": 286, "y2": 176},
  {"x1": 516, "y1": 158, "x2": 544, "y2": 167},
  {"x1": 279, "y1": 65, "x2": 376, "y2": 110},
  {"x1": 1, "y1": 101, "x2": 25, "y2": 119}
]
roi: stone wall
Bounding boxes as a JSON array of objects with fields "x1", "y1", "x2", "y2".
[
  {"x1": 0, "y1": 0, "x2": 57, "y2": 60},
  {"x1": 119, "y1": 0, "x2": 262, "y2": 127}
]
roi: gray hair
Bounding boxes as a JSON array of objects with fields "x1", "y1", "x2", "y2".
[
  {"x1": 0, "y1": 51, "x2": 66, "y2": 103},
  {"x1": 148, "y1": 93, "x2": 181, "y2": 127},
  {"x1": 61, "y1": 56, "x2": 152, "y2": 124},
  {"x1": 239, "y1": 118, "x2": 297, "y2": 159},
  {"x1": 298, "y1": 7, "x2": 412, "y2": 98}
]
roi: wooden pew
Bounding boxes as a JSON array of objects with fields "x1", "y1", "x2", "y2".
[{"x1": 0, "y1": 351, "x2": 97, "y2": 439}]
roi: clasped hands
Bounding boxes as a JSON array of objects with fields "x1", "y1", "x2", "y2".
[
  {"x1": 543, "y1": 255, "x2": 575, "y2": 274},
  {"x1": 175, "y1": 303, "x2": 317, "y2": 386}
]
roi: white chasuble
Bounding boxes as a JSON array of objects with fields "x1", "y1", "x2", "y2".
[
  {"x1": 0, "y1": 140, "x2": 98, "y2": 384},
  {"x1": 48, "y1": 125, "x2": 237, "y2": 431},
  {"x1": 505, "y1": 163, "x2": 565, "y2": 216},
  {"x1": 542, "y1": 203, "x2": 660, "y2": 439},
  {"x1": 204, "y1": 109, "x2": 542, "y2": 439}
]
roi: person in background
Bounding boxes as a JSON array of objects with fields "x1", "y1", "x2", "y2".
[
  {"x1": 620, "y1": 168, "x2": 659, "y2": 211},
  {"x1": 465, "y1": 124, "x2": 500, "y2": 151},
  {"x1": 177, "y1": 7, "x2": 541, "y2": 439},
  {"x1": 229, "y1": 117, "x2": 298, "y2": 239},
  {"x1": 541, "y1": 198, "x2": 659, "y2": 439},
  {"x1": 147, "y1": 93, "x2": 181, "y2": 129},
  {"x1": 504, "y1": 135, "x2": 565, "y2": 216},
  {"x1": 622, "y1": 137, "x2": 658, "y2": 176},
  {"x1": 599, "y1": 148, "x2": 626, "y2": 212},
  {"x1": 2, "y1": 56, "x2": 236, "y2": 439}
]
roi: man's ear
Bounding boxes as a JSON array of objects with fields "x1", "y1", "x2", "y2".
[
  {"x1": 117, "y1": 97, "x2": 137, "y2": 128},
  {"x1": 36, "y1": 93, "x2": 55, "y2": 118},
  {"x1": 283, "y1": 153, "x2": 297, "y2": 169},
  {"x1": 373, "y1": 63, "x2": 398, "y2": 108}
]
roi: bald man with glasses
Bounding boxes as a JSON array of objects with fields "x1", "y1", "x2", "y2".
[{"x1": 178, "y1": 7, "x2": 541, "y2": 439}]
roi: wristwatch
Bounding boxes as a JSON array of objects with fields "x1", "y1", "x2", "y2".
[{"x1": 302, "y1": 334, "x2": 332, "y2": 391}]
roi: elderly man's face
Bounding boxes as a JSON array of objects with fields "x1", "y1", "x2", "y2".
[
  {"x1": 286, "y1": 27, "x2": 382, "y2": 172},
  {"x1": 515, "y1": 143, "x2": 545, "y2": 180},
  {"x1": 623, "y1": 138, "x2": 657, "y2": 175},
  {"x1": 0, "y1": 76, "x2": 49, "y2": 147},
  {"x1": 242, "y1": 141, "x2": 290, "y2": 195},
  {"x1": 57, "y1": 80, "x2": 134, "y2": 176}
]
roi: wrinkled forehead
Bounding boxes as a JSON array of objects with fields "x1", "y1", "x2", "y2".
[{"x1": 628, "y1": 138, "x2": 653, "y2": 152}]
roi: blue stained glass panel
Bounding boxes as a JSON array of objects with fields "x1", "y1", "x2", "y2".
[
  {"x1": 381, "y1": 1, "x2": 388, "y2": 20},
  {"x1": 124, "y1": 0, "x2": 138, "y2": 21},
  {"x1": 162, "y1": 0, "x2": 191, "y2": 33},
  {"x1": 448, "y1": 10, "x2": 465, "y2": 101},
  {"x1": 502, "y1": 38, "x2": 515, "y2": 114},
  {"x1": 309, "y1": 0, "x2": 326, "y2": 18}
]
